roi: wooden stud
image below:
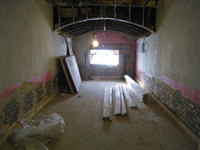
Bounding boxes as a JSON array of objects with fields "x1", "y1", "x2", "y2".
[
  {"x1": 109, "y1": 87, "x2": 113, "y2": 121},
  {"x1": 115, "y1": 85, "x2": 121, "y2": 115},
  {"x1": 103, "y1": 87, "x2": 111, "y2": 121},
  {"x1": 119, "y1": 85, "x2": 127, "y2": 115}
]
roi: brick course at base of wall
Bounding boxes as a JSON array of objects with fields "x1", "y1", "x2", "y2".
[
  {"x1": 138, "y1": 72, "x2": 200, "y2": 138},
  {"x1": 0, "y1": 77, "x2": 59, "y2": 146}
]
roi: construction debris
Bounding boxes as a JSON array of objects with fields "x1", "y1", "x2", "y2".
[{"x1": 9, "y1": 113, "x2": 65, "y2": 149}]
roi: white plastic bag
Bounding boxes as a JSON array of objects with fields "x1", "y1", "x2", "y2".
[
  {"x1": 10, "y1": 113, "x2": 65, "y2": 147},
  {"x1": 26, "y1": 141, "x2": 49, "y2": 150}
]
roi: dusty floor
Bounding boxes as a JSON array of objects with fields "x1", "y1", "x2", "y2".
[{"x1": 1, "y1": 80, "x2": 198, "y2": 150}]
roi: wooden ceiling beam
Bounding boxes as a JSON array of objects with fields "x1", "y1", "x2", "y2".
[{"x1": 144, "y1": 0, "x2": 151, "y2": 5}]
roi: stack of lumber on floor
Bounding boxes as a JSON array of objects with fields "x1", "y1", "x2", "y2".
[
  {"x1": 103, "y1": 84, "x2": 138, "y2": 121},
  {"x1": 103, "y1": 87, "x2": 113, "y2": 121},
  {"x1": 124, "y1": 75, "x2": 149, "y2": 103}
]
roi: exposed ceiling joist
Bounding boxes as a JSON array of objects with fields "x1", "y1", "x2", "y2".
[
  {"x1": 48, "y1": 0, "x2": 160, "y2": 38},
  {"x1": 54, "y1": 17, "x2": 154, "y2": 38}
]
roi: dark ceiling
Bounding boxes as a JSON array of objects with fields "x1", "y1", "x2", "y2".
[{"x1": 46, "y1": 0, "x2": 164, "y2": 38}]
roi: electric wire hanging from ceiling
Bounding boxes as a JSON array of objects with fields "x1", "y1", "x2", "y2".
[{"x1": 139, "y1": 37, "x2": 146, "y2": 53}]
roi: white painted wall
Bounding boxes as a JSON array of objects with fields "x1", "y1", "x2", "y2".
[
  {"x1": 137, "y1": 0, "x2": 200, "y2": 90},
  {"x1": 0, "y1": 0, "x2": 66, "y2": 91}
]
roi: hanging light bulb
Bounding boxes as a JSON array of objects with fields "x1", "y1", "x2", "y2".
[
  {"x1": 93, "y1": 33, "x2": 99, "y2": 47},
  {"x1": 93, "y1": 40, "x2": 99, "y2": 47}
]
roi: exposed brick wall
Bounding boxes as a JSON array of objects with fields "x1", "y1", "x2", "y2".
[
  {"x1": 45, "y1": 80, "x2": 52, "y2": 96},
  {"x1": 0, "y1": 77, "x2": 58, "y2": 146},
  {"x1": 23, "y1": 91, "x2": 34, "y2": 113},
  {"x1": 138, "y1": 71, "x2": 200, "y2": 138},
  {"x1": 53, "y1": 78, "x2": 57, "y2": 90},
  {"x1": 4, "y1": 99, "x2": 19, "y2": 125},
  {"x1": 35, "y1": 85, "x2": 44, "y2": 103}
]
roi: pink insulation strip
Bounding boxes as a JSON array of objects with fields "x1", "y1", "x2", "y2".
[
  {"x1": 0, "y1": 71, "x2": 57, "y2": 100},
  {"x1": 161, "y1": 75, "x2": 200, "y2": 104}
]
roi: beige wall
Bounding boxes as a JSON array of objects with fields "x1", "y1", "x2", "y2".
[
  {"x1": 73, "y1": 32, "x2": 93, "y2": 66},
  {"x1": 137, "y1": 0, "x2": 200, "y2": 90},
  {"x1": 0, "y1": 0, "x2": 66, "y2": 91}
]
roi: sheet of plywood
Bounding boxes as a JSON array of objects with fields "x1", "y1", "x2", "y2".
[
  {"x1": 65, "y1": 55, "x2": 82, "y2": 93},
  {"x1": 122, "y1": 85, "x2": 137, "y2": 108},
  {"x1": 60, "y1": 57, "x2": 76, "y2": 94},
  {"x1": 115, "y1": 85, "x2": 121, "y2": 115}
]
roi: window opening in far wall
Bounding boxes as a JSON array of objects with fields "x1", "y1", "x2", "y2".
[{"x1": 90, "y1": 49, "x2": 119, "y2": 66}]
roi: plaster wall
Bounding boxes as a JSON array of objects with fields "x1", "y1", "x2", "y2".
[
  {"x1": 136, "y1": 0, "x2": 200, "y2": 103},
  {"x1": 0, "y1": 0, "x2": 66, "y2": 92}
]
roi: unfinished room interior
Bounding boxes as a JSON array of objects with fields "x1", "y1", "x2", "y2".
[{"x1": 0, "y1": 0, "x2": 200, "y2": 149}]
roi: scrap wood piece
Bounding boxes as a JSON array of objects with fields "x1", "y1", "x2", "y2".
[
  {"x1": 103, "y1": 87, "x2": 112, "y2": 121},
  {"x1": 124, "y1": 75, "x2": 149, "y2": 103},
  {"x1": 115, "y1": 85, "x2": 121, "y2": 115},
  {"x1": 119, "y1": 85, "x2": 127, "y2": 116},
  {"x1": 122, "y1": 85, "x2": 137, "y2": 108}
]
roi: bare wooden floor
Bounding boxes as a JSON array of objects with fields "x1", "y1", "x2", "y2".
[{"x1": 1, "y1": 80, "x2": 198, "y2": 150}]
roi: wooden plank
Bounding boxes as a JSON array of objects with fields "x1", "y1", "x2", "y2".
[
  {"x1": 124, "y1": 75, "x2": 149, "y2": 103},
  {"x1": 65, "y1": 55, "x2": 82, "y2": 93},
  {"x1": 119, "y1": 85, "x2": 127, "y2": 115},
  {"x1": 128, "y1": 82, "x2": 145, "y2": 102},
  {"x1": 115, "y1": 85, "x2": 121, "y2": 115},
  {"x1": 60, "y1": 57, "x2": 75, "y2": 94},
  {"x1": 103, "y1": 87, "x2": 110, "y2": 121},
  {"x1": 126, "y1": 85, "x2": 141, "y2": 104},
  {"x1": 67, "y1": 37, "x2": 73, "y2": 56},
  {"x1": 109, "y1": 87, "x2": 113, "y2": 121},
  {"x1": 122, "y1": 85, "x2": 137, "y2": 108},
  {"x1": 124, "y1": 75, "x2": 148, "y2": 94}
]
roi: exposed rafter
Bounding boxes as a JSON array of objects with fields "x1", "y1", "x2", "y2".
[
  {"x1": 144, "y1": 0, "x2": 151, "y2": 5},
  {"x1": 48, "y1": 0, "x2": 161, "y2": 37},
  {"x1": 54, "y1": 18, "x2": 154, "y2": 37}
]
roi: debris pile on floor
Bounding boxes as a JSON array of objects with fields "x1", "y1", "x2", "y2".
[{"x1": 8, "y1": 113, "x2": 65, "y2": 150}]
